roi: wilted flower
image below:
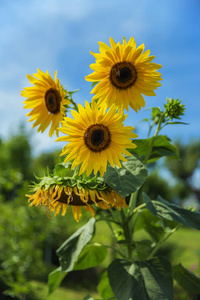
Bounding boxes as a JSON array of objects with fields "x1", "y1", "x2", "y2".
[{"x1": 26, "y1": 166, "x2": 127, "y2": 222}]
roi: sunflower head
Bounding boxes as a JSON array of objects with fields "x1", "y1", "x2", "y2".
[
  {"x1": 85, "y1": 37, "x2": 163, "y2": 112},
  {"x1": 56, "y1": 100, "x2": 138, "y2": 177},
  {"x1": 21, "y1": 69, "x2": 70, "y2": 137},
  {"x1": 26, "y1": 164, "x2": 127, "y2": 222}
]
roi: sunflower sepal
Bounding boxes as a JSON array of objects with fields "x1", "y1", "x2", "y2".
[
  {"x1": 90, "y1": 81, "x2": 98, "y2": 87},
  {"x1": 53, "y1": 162, "x2": 106, "y2": 190},
  {"x1": 53, "y1": 162, "x2": 76, "y2": 179}
]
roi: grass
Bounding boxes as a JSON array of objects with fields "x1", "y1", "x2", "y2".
[
  {"x1": 169, "y1": 227, "x2": 200, "y2": 273},
  {"x1": 29, "y1": 280, "x2": 98, "y2": 300}
]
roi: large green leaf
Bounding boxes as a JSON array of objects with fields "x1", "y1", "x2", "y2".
[
  {"x1": 143, "y1": 193, "x2": 200, "y2": 230},
  {"x1": 103, "y1": 154, "x2": 148, "y2": 197},
  {"x1": 173, "y1": 264, "x2": 200, "y2": 294},
  {"x1": 57, "y1": 218, "x2": 96, "y2": 271},
  {"x1": 135, "y1": 208, "x2": 177, "y2": 243},
  {"x1": 48, "y1": 267, "x2": 67, "y2": 295},
  {"x1": 48, "y1": 220, "x2": 96, "y2": 294},
  {"x1": 130, "y1": 135, "x2": 178, "y2": 162},
  {"x1": 97, "y1": 270, "x2": 115, "y2": 299},
  {"x1": 108, "y1": 257, "x2": 173, "y2": 300},
  {"x1": 73, "y1": 244, "x2": 108, "y2": 270}
]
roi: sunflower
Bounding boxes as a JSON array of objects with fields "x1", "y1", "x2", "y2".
[
  {"x1": 21, "y1": 69, "x2": 70, "y2": 137},
  {"x1": 26, "y1": 174, "x2": 127, "y2": 222},
  {"x1": 56, "y1": 100, "x2": 138, "y2": 177},
  {"x1": 85, "y1": 37, "x2": 163, "y2": 112}
]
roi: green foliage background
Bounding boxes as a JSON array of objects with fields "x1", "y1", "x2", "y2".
[{"x1": 0, "y1": 125, "x2": 200, "y2": 300}]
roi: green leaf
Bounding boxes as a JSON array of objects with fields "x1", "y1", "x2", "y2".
[
  {"x1": 48, "y1": 267, "x2": 67, "y2": 295},
  {"x1": 130, "y1": 135, "x2": 178, "y2": 162},
  {"x1": 73, "y1": 244, "x2": 108, "y2": 270},
  {"x1": 143, "y1": 193, "x2": 200, "y2": 230},
  {"x1": 141, "y1": 118, "x2": 150, "y2": 123},
  {"x1": 97, "y1": 270, "x2": 115, "y2": 299},
  {"x1": 173, "y1": 263, "x2": 200, "y2": 294},
  {"x1": 103, "y1": 154, "x2": 148, "y2": 197},
  {"x1": 68, "y1": 89, "x2": 80, "y2": 97},
  {"x1": 57, "y1": 218, "x2": 96, "y2": 272},
  {"x1": 166, "y1": 121, "x2": 189, "y2": 125},
  {"x1": 135, "y1": 208, "x2": 177, "y2": 243},
  {"x1": 108, "y1": 257, "x2": 174, "y2": 300}
]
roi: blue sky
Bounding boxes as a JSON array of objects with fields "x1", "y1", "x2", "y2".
[{"x1": 0, "y1": 0, "x2": 200, "y2": 155}]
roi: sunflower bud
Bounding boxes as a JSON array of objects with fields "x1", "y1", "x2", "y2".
[{"x1": 164, "y1": 98, "x2": 185, "y2": 120}]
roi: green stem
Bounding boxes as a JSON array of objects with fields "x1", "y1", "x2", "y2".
[
  {"x1": 69, "y1": 97, "x2": 78, "y2": 111},
  {"x1": 128, "y1": 203, "x2": 146, "y2": 221},
  {"x1": 120, "y1": 209, "x2": 133, "y2": 259},
  {"x1": 96, "y1": 217, "x2": 121, "y2": 226},
  {"x1": 94, "y1": 242, "x2": 127, "y2": 259},
  {"x1": 128, "y1": 191, "x2": 138, "y2": 213},
  {"x1": 147, "y1": 224, "x2": 181, "y2": 260},
  {"x1": 105, "y1": 219, "x2": 118, "y2": 243},
  {"x1": 144, "y1": 113, "x2": 165, "y2": 164}
]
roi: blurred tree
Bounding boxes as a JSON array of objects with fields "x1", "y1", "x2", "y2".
[
  {"x1": 0, "y1": 125, "x2": 96, "y2": 299},
  {"x1": 30, "y1": 149, "x2": 62, "y2": 177},
  {"x1": 138, "y1": 170, "x2": 173, "y2": 203},
  {"x1": 0, "y1": 124, "x2": 32, "y2": 179},
  {"x1": 0, "y1": 124, "x2": 33, "y2": 202},
  {"x1": 164, "y1": 140, "x2": 200, "y2": 204}
]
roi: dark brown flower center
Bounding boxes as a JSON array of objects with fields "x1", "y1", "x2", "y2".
[
  {"x1": 84, "y1": 124, "x2": 111, "y2": 152},
  {"x1": 45, "y1": 88, "x2": 61, "y2": 114},
  {"x1": 110, "y1": 62, "x2": 137, "y2": 89}
]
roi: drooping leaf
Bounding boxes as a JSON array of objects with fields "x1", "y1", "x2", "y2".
[
  {"x1": 130, "y1": 135, "x2": 178, "y2": 162},
  {"x1": 173, "y1": 264, "x2": 200, "y2": 294},
  {"x1": 143, "y1": 193, "x2": 200, "y2": 230},
  {"x1": 97, "y1": 270, "x2": 115, "y2": 299},
  {"x1": 57, "y1": 218, "x2": 96, "y2": 272},
  {"x1": 48, "y1": 267, "x2": 67, "y2": 295},
  {"x1": 103, "y1": 154, "x2": 148, "y2": 197},
  {"x1": 73, "y1": 244, "x2": 108, "y2": 270},
  {"x1": 108, "y1": 257, "x2": 174, "y2": 300}
]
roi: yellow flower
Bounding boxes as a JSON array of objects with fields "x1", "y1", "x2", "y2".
[
  {"x1": 56, "y1": 101, "x2": 138, "y2": 177},
  {"x1": 26, "y1": 184, "x2": 127, "y2": 222},
  {"x1": 21, "y1": 69, "x2": 70, "y2": 137},
  {"x1": 85, "y1": 37, "x2": 163, "y2": 111}
]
